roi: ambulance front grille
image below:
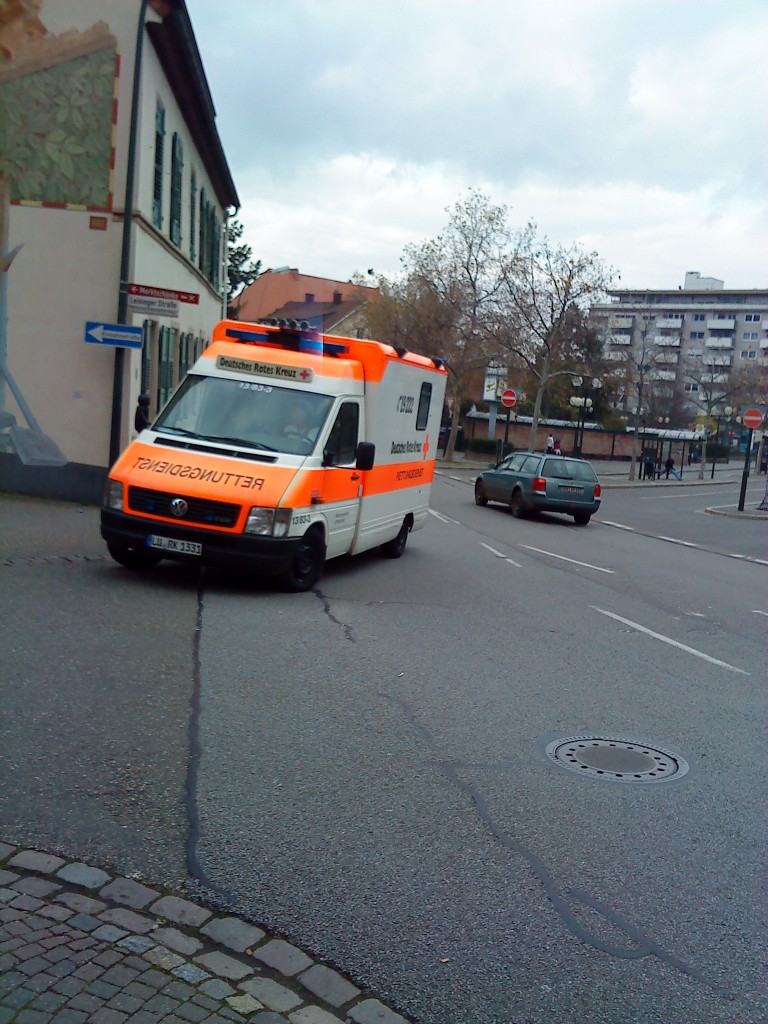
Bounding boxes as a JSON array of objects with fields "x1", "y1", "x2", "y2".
[{"x1": 128, "y1": 487, "x2": 241, "y2": 527}]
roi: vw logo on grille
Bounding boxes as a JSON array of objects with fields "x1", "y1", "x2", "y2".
[{"x1": 170, "y1": 498, "x2": 188, "y2": 517}]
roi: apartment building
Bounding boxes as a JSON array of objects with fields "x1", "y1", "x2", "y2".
[
  {"x1": 0, "y1": 0, "x2": 238, "y2": 501},
  {"x1": 592, "y1": 272, "x2": 767, "y2": 419}
]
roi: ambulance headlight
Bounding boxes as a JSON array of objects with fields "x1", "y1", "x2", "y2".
[
  {"x1": 105, "y1": 480, "x2": 124, "y2": 511},
  {"x1": 244, "y1": 506, "x2": 292, "y2": 537}
]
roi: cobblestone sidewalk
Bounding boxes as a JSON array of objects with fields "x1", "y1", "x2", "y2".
[{"x1": 0, "y1": 843, "x2": 409, "y2": 1024}]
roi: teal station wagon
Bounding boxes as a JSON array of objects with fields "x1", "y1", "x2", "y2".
[{"x1": 474, "y1": 452, "x2": 601, "y2": 526}]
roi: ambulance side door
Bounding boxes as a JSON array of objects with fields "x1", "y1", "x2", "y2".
[{"x1": 322, "y1": 400, "x2": 364, "y2": 558}]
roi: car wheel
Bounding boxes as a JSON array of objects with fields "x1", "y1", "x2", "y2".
[
  {"x1": 510, "y1": 491, "x2": 525, "y2": 518},
  {"x1": 573, "y1": 512, "x2": 591, "y2": 526},
  {"x1": 107, "y1": 542, "x2": 161, "y2": 570},
  {"x1": 381, "y1": 520, "x2": 410, "y2": 558},
  {"x1": 474, "y1": 481, "x2": 488, "y2": 506},
  {"x1": 279, "y1": 532, "x2": 325, "y2": 591}
]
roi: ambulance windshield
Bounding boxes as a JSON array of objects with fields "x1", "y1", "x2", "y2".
[{"x1": 154, "y1": 374, "x2": 334, "y2": 456}]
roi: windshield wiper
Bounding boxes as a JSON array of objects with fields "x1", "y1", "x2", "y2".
[
  {"x1": 156, "y1": 426, "x2": 200, "y2": 438},
  {"x1": 201, "y1": 435, "x2": 277, "y2": 452}
]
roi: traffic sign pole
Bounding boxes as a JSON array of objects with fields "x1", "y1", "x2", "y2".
[
  {"x1": 737, "y1": 410, "x2": 764, "y2": 511},
  {"x1": 738, "y1": 428, "x2": 754, "y2": 512}
]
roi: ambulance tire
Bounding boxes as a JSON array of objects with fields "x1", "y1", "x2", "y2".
[
  {"x1": 380, "y1": 519, "x2": 410, "y2": 559},
  {"x1": 279, "y1": 531, "x2": 325, "y2": 592},
  {"x1": 107, "y1": 542, "x2": 161, "y2": 571}
]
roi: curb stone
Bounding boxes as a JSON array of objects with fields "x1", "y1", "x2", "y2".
[{"x1": 0, "y1": 842, "x2": 411, "y2": 1024}]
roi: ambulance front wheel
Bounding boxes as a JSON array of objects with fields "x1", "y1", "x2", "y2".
[
  {"x1": 380, "y1": 518, "x2": 411, "y2": 559},
  {"x1": 107, "y1": 542, "x2": 161, "y2": 571},
  {"x1": 279, "y1": 532, "x2": 325, "y2": 592}
]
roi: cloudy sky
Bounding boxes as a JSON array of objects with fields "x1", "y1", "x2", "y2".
[{"x1": 185, "y1": 0, "x2": 766, "y2": 291}]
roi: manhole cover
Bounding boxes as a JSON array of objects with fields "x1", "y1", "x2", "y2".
[{"x1": 544, "y1": 737, "x2": 689, "y2": 784}]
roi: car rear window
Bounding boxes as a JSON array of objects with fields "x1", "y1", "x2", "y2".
[{"x1": 542, "y1": 459, "x2": 598, "y2": 482}]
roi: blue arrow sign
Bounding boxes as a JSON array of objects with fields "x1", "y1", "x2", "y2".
[{"x1": 84, "y1": 321, "x2": 143, "y2": 349}]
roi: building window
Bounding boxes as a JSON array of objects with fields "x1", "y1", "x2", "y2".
[
  {"x1": 745, "y1": 313, "x2": 762, "y2": 322},
  {"x1": 189, "y1": 171, "x2": 197, "y2": 262},
  {"x1": 692, "y1": 313, "x2": 705, "y2": 321},
  {"x1": 689, "y1": 332, "x2": 704, "y2": 339},
  {"x1": 169, "y1": 133, "x2": 183, "y2": 246},
  {"x1": 740, "y1": 350, "x2": 757, "y2": 359},
  {"x1": 152, "y1": 103, "x2": 165, "y2": 229},
  {"x1": 743, "y1": 332, "x2": 758, "y2": 341},
  {"x1": 684, "y1": 383, "x2": 699, "y2": 393},
  {"x1": 157, "y1": 326, "x2": 175, "y2": 408}
]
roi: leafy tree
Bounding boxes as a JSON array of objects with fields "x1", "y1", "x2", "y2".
[
  {"x1": 226, "y1": 219, "x2": 261, "y2": 318},
  {"x1": 498, "y1": 232, "x2": 617, "y2": 451}
]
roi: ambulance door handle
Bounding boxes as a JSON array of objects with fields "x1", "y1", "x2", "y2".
[{"x1": 350, "y1": 473, "x2": 360, "y2": 481}]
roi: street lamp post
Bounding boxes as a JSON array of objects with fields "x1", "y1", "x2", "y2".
[
  {"x1": 710, "y1": 405, "x2": 732, "y2": 479},
  {"x1": 569, "y1": 377, "x2": 601, "y2": 458}
]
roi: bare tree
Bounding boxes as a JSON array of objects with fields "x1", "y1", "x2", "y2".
[
  {"x1": 369, "y1": 190, "x2": 515, "y2": 459},
  {"x1": 684, "y1": 359, "x2": 752, "y2": 480},
  {"x1": 499, "y1": 232, "x2": 617, "y2": 451}
]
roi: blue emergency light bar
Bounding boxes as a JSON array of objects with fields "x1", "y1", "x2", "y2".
[{"x1": 226, "y1": 321, "x2": 349, "y2": 357}]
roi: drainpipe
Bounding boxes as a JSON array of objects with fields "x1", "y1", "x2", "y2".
[{"x1": 110, "y1": 0, "x2": 149, "y2": 467}]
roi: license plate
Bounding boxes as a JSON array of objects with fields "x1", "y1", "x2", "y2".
[
  {"x1": 560, "y1": 486, "x2": 582, "y2": 494},
  {"x1": 149, "y1": 535, "x2": 202, "y2": 555}
]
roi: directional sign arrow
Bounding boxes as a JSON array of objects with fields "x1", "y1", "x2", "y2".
[{"x1": 84, "y1": 321, "x2": 143, "y2": 349}]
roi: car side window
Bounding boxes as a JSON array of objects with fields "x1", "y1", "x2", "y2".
[
  {"x1": 520, "y1": 456, "x2": 541, "y2": 473},
  {"x1": 324, "y1": 402, "x2": 359, "y2": 466},
  {"x1": 509, "y1": 454, "x2": 527, "y2": 471}
]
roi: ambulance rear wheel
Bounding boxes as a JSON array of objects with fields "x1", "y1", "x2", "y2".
[
  {"x1": 380, "y1": 519, "x2": 410, "y2": 559},
  {"x1": 279, "y1": 533, "x2": 325, "y2": 592},
  {"x1": 107, "y1": 542, "x2": 161, "y2": 571}
]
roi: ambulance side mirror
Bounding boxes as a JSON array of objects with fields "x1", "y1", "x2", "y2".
[{"x1": 355, "y1": 442, "x2": 375, "y2": 471}]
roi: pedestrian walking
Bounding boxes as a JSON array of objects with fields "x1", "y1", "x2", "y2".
[
  {"x1": 644, "y1": 454, "x2": 655, "y2": 481},
  {"x1": 664, "y1": 455, "x2": 675, "y2": 479},
  {"x1": 546, "y1": 434, "x2": 554, "y2": 454}
]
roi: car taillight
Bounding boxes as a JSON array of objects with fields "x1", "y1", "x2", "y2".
[
  {"x1": 533, "y1": 476, "x2": 546, "y2": 493},
  {"x1": 595, "y1": 483, "x2": 601, "y2": 497}
]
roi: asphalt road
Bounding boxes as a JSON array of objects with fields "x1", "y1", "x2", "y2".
[{"x1": 1, "y1": 485, "x2": 765, "y2": 1024}]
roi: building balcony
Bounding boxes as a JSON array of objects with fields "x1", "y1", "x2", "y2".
[
  {"x1": 652, "y1": 370, "x2": 677, "y2": 381},
  {"x1": 611, "y1": 334, "x2": 632, "y2": 345},
  {"x1": 654, "y1": 336, "x2": 680, "y2": 347},
  {"x1": 707, "y1": 317, "x2": 736, "y2": 330},
  {"x1": 703, "y1": 356, "x2": 732, "y2": 367},
  {"x1": 705, "y1": 337, "x2": 733, "y2": 349},
  {"x1": 655, "y1": 317, "x2": 684, "y2": 328},
  {"x1": 610, "y1": 316, "x2": 634, "y2": 328}
]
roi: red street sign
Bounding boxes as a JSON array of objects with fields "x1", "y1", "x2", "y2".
[
  {"x1": 128, "y1": 283, "x2": 199, "y2": 305},
  {"x1": 742, "y1": 408, "x2": 763, "y2": 429},
  {"x1": 500, "y1": 389, "x2": 517, "y2": 408}
]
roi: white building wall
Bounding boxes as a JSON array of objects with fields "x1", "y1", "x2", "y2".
[{"x1": 2, "y1": 0, "x2": 233, "y2": 491}]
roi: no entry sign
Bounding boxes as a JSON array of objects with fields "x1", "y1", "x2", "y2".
[
  {"x1": 742, "y1": 408, "x2": 764, "y2": 429},
  {"x1": 500, "y1": 389, "x2": 517, "y2": 408}
]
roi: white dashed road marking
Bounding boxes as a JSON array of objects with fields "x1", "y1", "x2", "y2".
[
  {"x1": 521, "y1": 545, "x2": 614, "y2": 574},
  {"x1": 591, "y1": 606, "x2": 749, "y2": 675}
]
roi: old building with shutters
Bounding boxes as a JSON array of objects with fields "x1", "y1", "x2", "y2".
[{"x1": 0, "y1": 0, "x2": 238, "y2": 501}]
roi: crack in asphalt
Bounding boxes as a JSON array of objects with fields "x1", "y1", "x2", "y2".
[{"x1": 383, "y1": 692, "x2": 741, "y2": 1006}]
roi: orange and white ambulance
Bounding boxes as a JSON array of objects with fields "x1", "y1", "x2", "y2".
[{"x1": 100, "y1": 319, "x2": 447, "y2": 590}]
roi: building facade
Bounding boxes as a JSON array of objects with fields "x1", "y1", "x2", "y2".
[
  {"x1": 592, "y1": 272, "x2": 767, "y2": 422},
  {"x1": 0, "y1": 0, "x2": 238, "y2": 501}
]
